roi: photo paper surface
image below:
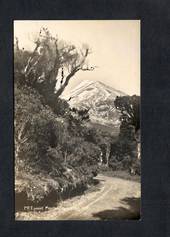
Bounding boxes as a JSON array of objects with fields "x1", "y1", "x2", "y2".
[{"x1": 14, "y1": 20, "x2": 140, "y2": 220}]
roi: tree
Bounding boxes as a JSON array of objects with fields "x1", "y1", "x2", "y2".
[
  {"x1": 114, "y1": 95, "x2": 140, "y2": 132},
  {"x1": 14, "y1": 27, "x2": 95, "y2": 102},
  {"x1": 65, "y1": 107, "x2": 90, "y2": 136},
  {"x1": 112, "y1": 95, "x2": 141, "y2": 174}
]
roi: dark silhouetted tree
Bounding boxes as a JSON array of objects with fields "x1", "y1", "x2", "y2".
[{"x1": 114, "y1": 95, "x2": 140, "y2": 132}]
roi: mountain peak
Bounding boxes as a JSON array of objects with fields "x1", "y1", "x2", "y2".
[
  {"x1": 68, "y1": 80, "x2": 126, "y2": 99},
  {"x1": 62, "y1": 80, "x2": 126, "y2": 127}
]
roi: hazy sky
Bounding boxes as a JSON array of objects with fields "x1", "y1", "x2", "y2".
[{"x1": 14, "y1": 20, "x2": 140, "y2": 95}]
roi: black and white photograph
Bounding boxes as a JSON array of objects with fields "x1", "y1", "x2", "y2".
[{"x1": 14, "y1": 20, "x2": 141, "y2": 220}]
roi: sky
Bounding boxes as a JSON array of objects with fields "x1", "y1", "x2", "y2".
[{"x1": 14, "y1": 20, "x2": 140, "y2": 96}]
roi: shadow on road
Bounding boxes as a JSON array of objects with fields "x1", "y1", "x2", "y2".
[{"x1": 92, "y1": 197, "x2": 140, "y2": 220}]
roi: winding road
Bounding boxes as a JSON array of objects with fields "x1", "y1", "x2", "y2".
[{"x1": 16, "y1": 174, "x2": 141, "y2": 220}]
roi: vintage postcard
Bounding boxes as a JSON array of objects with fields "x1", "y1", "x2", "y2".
[{"x1": 14, "y1": 20, "x2": 140, "y2": 220}]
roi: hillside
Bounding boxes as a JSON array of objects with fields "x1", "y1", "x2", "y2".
[{"x1": 15, "y1": 84, "x2": 101, "y2": 210}]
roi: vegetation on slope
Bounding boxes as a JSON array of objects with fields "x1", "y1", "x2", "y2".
[{"x1": 14, "y1": 28, "x2": 102, "y2": 209}]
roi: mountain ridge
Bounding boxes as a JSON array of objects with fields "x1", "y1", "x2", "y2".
[{"x1": 65, "y1": 80, "x2": 127, "y2": 100}]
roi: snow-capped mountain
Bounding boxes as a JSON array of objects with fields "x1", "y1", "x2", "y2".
[{"x1": 62, "y1": 80, "x2": 127, "y2": 127}]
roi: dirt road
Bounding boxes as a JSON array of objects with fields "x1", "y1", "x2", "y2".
[{"x1": 16, "y1": 174, "x2": 141, "y2": 220}]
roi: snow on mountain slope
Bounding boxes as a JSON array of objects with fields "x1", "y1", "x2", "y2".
[{"x1": 62, "y1": 80, "x2": 127, "y2": 127}]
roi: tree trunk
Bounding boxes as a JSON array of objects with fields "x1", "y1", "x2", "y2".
[{"x1": 105, "y1": 144, "x2": 111, "y2": 167}]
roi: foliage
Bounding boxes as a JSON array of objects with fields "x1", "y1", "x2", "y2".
[
  {"x1": 109, "y1": 95, "x2": 141, "y2": 175},
  {"x1": 114, "y1": 95, "x2": 140, "y2": 132},
  {"x1": 15, "y1": 84, "x2": 101, "y2": 205}
]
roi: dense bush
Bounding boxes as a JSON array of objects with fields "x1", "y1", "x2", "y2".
[{"x1": 15, "y1": 82, "x2": 102, "y2": 205}]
